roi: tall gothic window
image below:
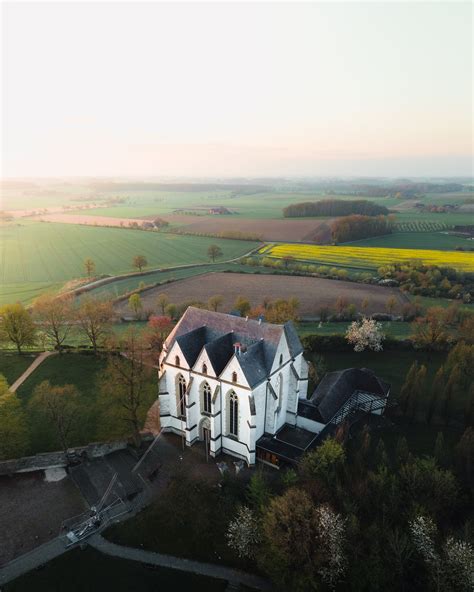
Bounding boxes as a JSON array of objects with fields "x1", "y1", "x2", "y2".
[
  {"x1": 177, "y1": 374, "x2": 187, "y2": 417},
  {"x1": 175, "y1": 355, "x2": 180, "y2": 367},
  {"x1": 229, "y1": 391, "x2": 238, "y2": 437},
  {"x1": 202, "y1": 363, "x2": 208, "y2": 375},
  {"x1": 202, "y1": 382, "x2": 212, "y2": 414},
  {"x1": 232, "y1": 371, "x2": 238, "y2": 383}
]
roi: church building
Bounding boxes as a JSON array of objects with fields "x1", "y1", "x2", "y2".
[{"x1": 157, "y1": 307, "x2": 389, "y2": 467}]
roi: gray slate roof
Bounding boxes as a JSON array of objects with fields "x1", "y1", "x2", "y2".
[
  {"x1": 310, "y1": 367, "x2": 390, "y2": 423},
  {"x1": 164, "y1": 307, "x2": 303, "y2": 387}
]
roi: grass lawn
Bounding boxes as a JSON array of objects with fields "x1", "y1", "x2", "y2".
[
  {"x1": 4, "y1": 547, "x2": 228, "y2": 592},
  {"x1": 0, "y1": 351, "x2": 38, "y2": 386},
  {"x1": 16, "y1": 352, "x2": 109, "y2": 454},
  {"x1": 0, "y1": 221, "x2": 258, "y2": 305},
  {"x1": 343, "y1": 231, "x2": 474, "y2": 251},
  {"x1": 82, "y1": 262, "x2": 261, "y2": 301},
  {"x1": 297, "y1": 321, "x2": 413, "y2": 339}
]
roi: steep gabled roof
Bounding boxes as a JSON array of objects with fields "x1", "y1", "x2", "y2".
[
  {"x1": 164, "y1": 307, "x2": 304, "y2": 387},
  {"x1": 310, "y1": 367, "x2": 390, "y2": 423}
]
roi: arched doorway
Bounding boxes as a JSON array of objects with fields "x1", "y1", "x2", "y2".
[{"x1": 199, "y1": 416, "x2": 211, "y2": 457}]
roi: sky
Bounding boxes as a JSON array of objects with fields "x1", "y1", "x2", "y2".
[{"x1": 1, "y1": 1, "x2": 473, "y2": 178}]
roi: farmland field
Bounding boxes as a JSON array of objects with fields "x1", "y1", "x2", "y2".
[
  {"x1": 0, "y1": 222, "x2": 259, "y2": 305},
  {"x1": 114, "y1": 272, "x2": 407, "y2": 318},
  {"x1": 260, "y1": 243, "x2": 474, "y2": 272},
  {"x1": 343, "y1": 231, "x2": 474, "y2": 250},
  {"x1": 36, "y1": 212, "x2": 334, "y2": 242}
]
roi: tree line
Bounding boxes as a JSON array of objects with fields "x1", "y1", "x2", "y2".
[
  {"x1": 283, "y1": 199, "x2": 389, "y2": 218},
  {"x1": 331, "y1": 214, "x2": 393, "y2": 243}
]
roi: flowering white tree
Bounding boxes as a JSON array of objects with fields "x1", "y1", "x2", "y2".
[
  {"x1": 444, "y1": 537, "x2": 474, "y2": 591},
  {"x1": 226, "y1": 505, "x2": 261, "y2": 559},
  {"x1": 346, "y1": 318, "x2": 385, "y2": 352},
  {"x1": 410, "y1": 515, "x2": 474, "y2": 591},
  {"x1": 316, "y1": 504, "x2": 347, "y2": 589}
]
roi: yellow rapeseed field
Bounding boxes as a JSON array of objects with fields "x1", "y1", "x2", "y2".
[{"x1": 259, "y1": 243, "x2": 474, "y2": 272}]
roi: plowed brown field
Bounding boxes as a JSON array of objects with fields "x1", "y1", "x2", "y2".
[
  {"x1": 116, "y1": 272, "x2": 407, "y2": 318},
  {"x1": 155, "y1": 214, "x2": 333, "y2": 242}
]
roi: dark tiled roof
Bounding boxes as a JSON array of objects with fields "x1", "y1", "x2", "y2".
[
  {"x1": 310, "y1": 367, "x2": 390, "y2": 423},
  {"x1": 284, "y1": 322, "x2": 303, "y2": 357},
  {"x1": 165, "y1": 307, "x2": 305, "y2": 387},
  {"x1": 297, "y1": 400, "x2": 325, "y2": 423},
  {"x1": 204, "y1": 333, "x2": 234, "y2": 375}
]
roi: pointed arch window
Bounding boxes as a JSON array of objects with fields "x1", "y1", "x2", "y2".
[
  {"x1": 202, "y1": 363, "x2": 208, "y2": 375},
  {"x1": 175, "y1": 355, "x2": 181, "y2": 367},
  {"x1": 228, "y1": 391, "x2": 239, "y2": 438},
  {"x1": 202, "y1": 382, "x2": 212, "y2": 414},
  {"x1": 232, "y1": 371, "x2": 238, "y2": 383},
  {"x1": 177, "y1": 374, "x2": 187, "y2": 417}
]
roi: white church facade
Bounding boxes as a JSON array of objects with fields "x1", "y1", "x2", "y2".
[{"x1": 157, "y1": 307, "x2": 389, "y2": 467}]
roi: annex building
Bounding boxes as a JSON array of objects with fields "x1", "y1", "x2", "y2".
[{"x1": 157, "y1": 307, "x2": 389, "y2": 467}]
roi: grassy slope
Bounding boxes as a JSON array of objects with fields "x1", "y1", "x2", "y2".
[
  {"x1": 0, "y1": 352, "x2": 37, "y2": 385},
  {"x1": 16, "y1": 353, "x2": 108, "y2": 454},
  {"x1": 0, "y1": 221, "x2": 258, "y2": 305}
]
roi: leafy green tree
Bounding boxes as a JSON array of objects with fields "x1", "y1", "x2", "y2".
[
  {"x1": 399, "y1": 361, "x2": 419, "y2": 416},
  {"x1": 395, "y1": 436, "x2": 410, "y2": 467},
  {"x1": 426, "y1": 366, "x2": 445, "y2": 425},
  {"x1": 132, "y1": 255, "x2": 148, "y2": 272},
  {"x1": 207, "y1": 244, "x2": 223, "y2": 262},
  {"x1": 0, "y1": 376, "x2": 29, "y2": 460},
  {"x1": 434, "y1": 432, "x2": 448, "y2": 467},
  {"x1": 234, "y1": 296, "x2": 251, "y2": 317},
  {"x1": 455, "y1": 427, "x2": 474, "y2": 485},
  {"x1": 0, "y1": 303, "x2": 37, "y2": 354},
  {"x1": 156, "y1": 293, "x2": 170, "y2": 315},
  {"x1": 165, "y1": 303, "x2": 177, "y2": 320},
  {"x1": 208, "y1": 295, "x2": 224, "y2": 312},
  {"x1": 300, "y1": 437, "x2": 345, "y2": 485},
  {"x1": 246, "y1": 471, "x2": 271, "y2": 513},
  {"x1": 128, "y1": 293, "x2": 142, "y2": 318}
]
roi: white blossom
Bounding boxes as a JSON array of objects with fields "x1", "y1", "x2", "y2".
[
  {"x1": 444, "y1": 537, "x2": 474, "y2": 591},
  {"x1": 346, "y1": 318, "x2": 385, "y2": 352},
  {"x1": 409, "y1": 515, "x2": 438, "y2": 566},
  {"x1": 316, "y1": 504, "x2": 347, "y2": 589},
  {"x1": 226, "y1": 506, "x2": 261, "y2": 559}
]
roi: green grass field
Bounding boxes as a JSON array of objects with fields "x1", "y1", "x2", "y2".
[
  {"x1": 0, "y1": 222, "x2": 258, "y2": 305},
  {"x1": 343, "y1": 231, "x2": 473, "y2": 250},
  {"x1": 15, "y1": 353, "x2": 109, "y2": 454},
  {"x1": 0, "y1": 352, "x2": 37, "y2": 385}
]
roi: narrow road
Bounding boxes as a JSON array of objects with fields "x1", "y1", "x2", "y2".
[
  {"x1": 9, "y1": 351, "x2": 57, "y2": 392},
  {"x1": 0, "y1": 538, "x2": 66, "y2": 585},
  {"x1": 88, "y1": 534, "x2": 273, "y2": 591}
]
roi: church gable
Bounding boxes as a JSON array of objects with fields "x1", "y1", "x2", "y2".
[
  {"x1": 220, "y1": 354, "x2": 250, "y2": 389},
  {"x1": 270, "y1": 333, "x2": 291, "y2": 374},
  {"x1": 192, "y1": 347, "x2": 216, "y2": 378},
  {"x1": 166, "y1": 341, "x2": 188, "y2": 370}
]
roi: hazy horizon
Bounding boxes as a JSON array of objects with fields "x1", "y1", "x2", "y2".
[{"x1": 2, "y1": 1, "x2": 473, "y2": 178}]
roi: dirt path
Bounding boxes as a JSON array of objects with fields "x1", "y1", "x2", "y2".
[{"x1": 9, "y1": 351, "x2": 57, "y2": 392}]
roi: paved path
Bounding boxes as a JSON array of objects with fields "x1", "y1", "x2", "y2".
[
  {"x1": 0, "y1": 537, "x2": 67, "y2": 585},
  {"x1": 89, "y1": 534, "x2": 273, "y2": 590},
  {"x1": 9, "y1": 351, "x2": 57, "y2": 392}
]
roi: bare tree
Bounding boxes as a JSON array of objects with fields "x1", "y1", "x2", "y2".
[
  {"x1": 75, "y1": 297, "x2": 114, "y2": 354},
  {"x1": 132, "y1": 255, "x2": 148, "y2": 272},
  {"x1": 99, "y1": 329, "x2": 155, "y2": 447},
  {"x1": 29, "y1": 381, "x2": 80, "y2": 452},
  {"x1": 84, "y1": 258, "x2": 96, "y2": 278},
  {"x1": 33, "y1": 294, "x2": 74, "y2": 353}
]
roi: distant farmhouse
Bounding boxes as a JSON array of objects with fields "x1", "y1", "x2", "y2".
[{"x1": 157, "y1": 308, "x2": 389, "y2": 468}]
